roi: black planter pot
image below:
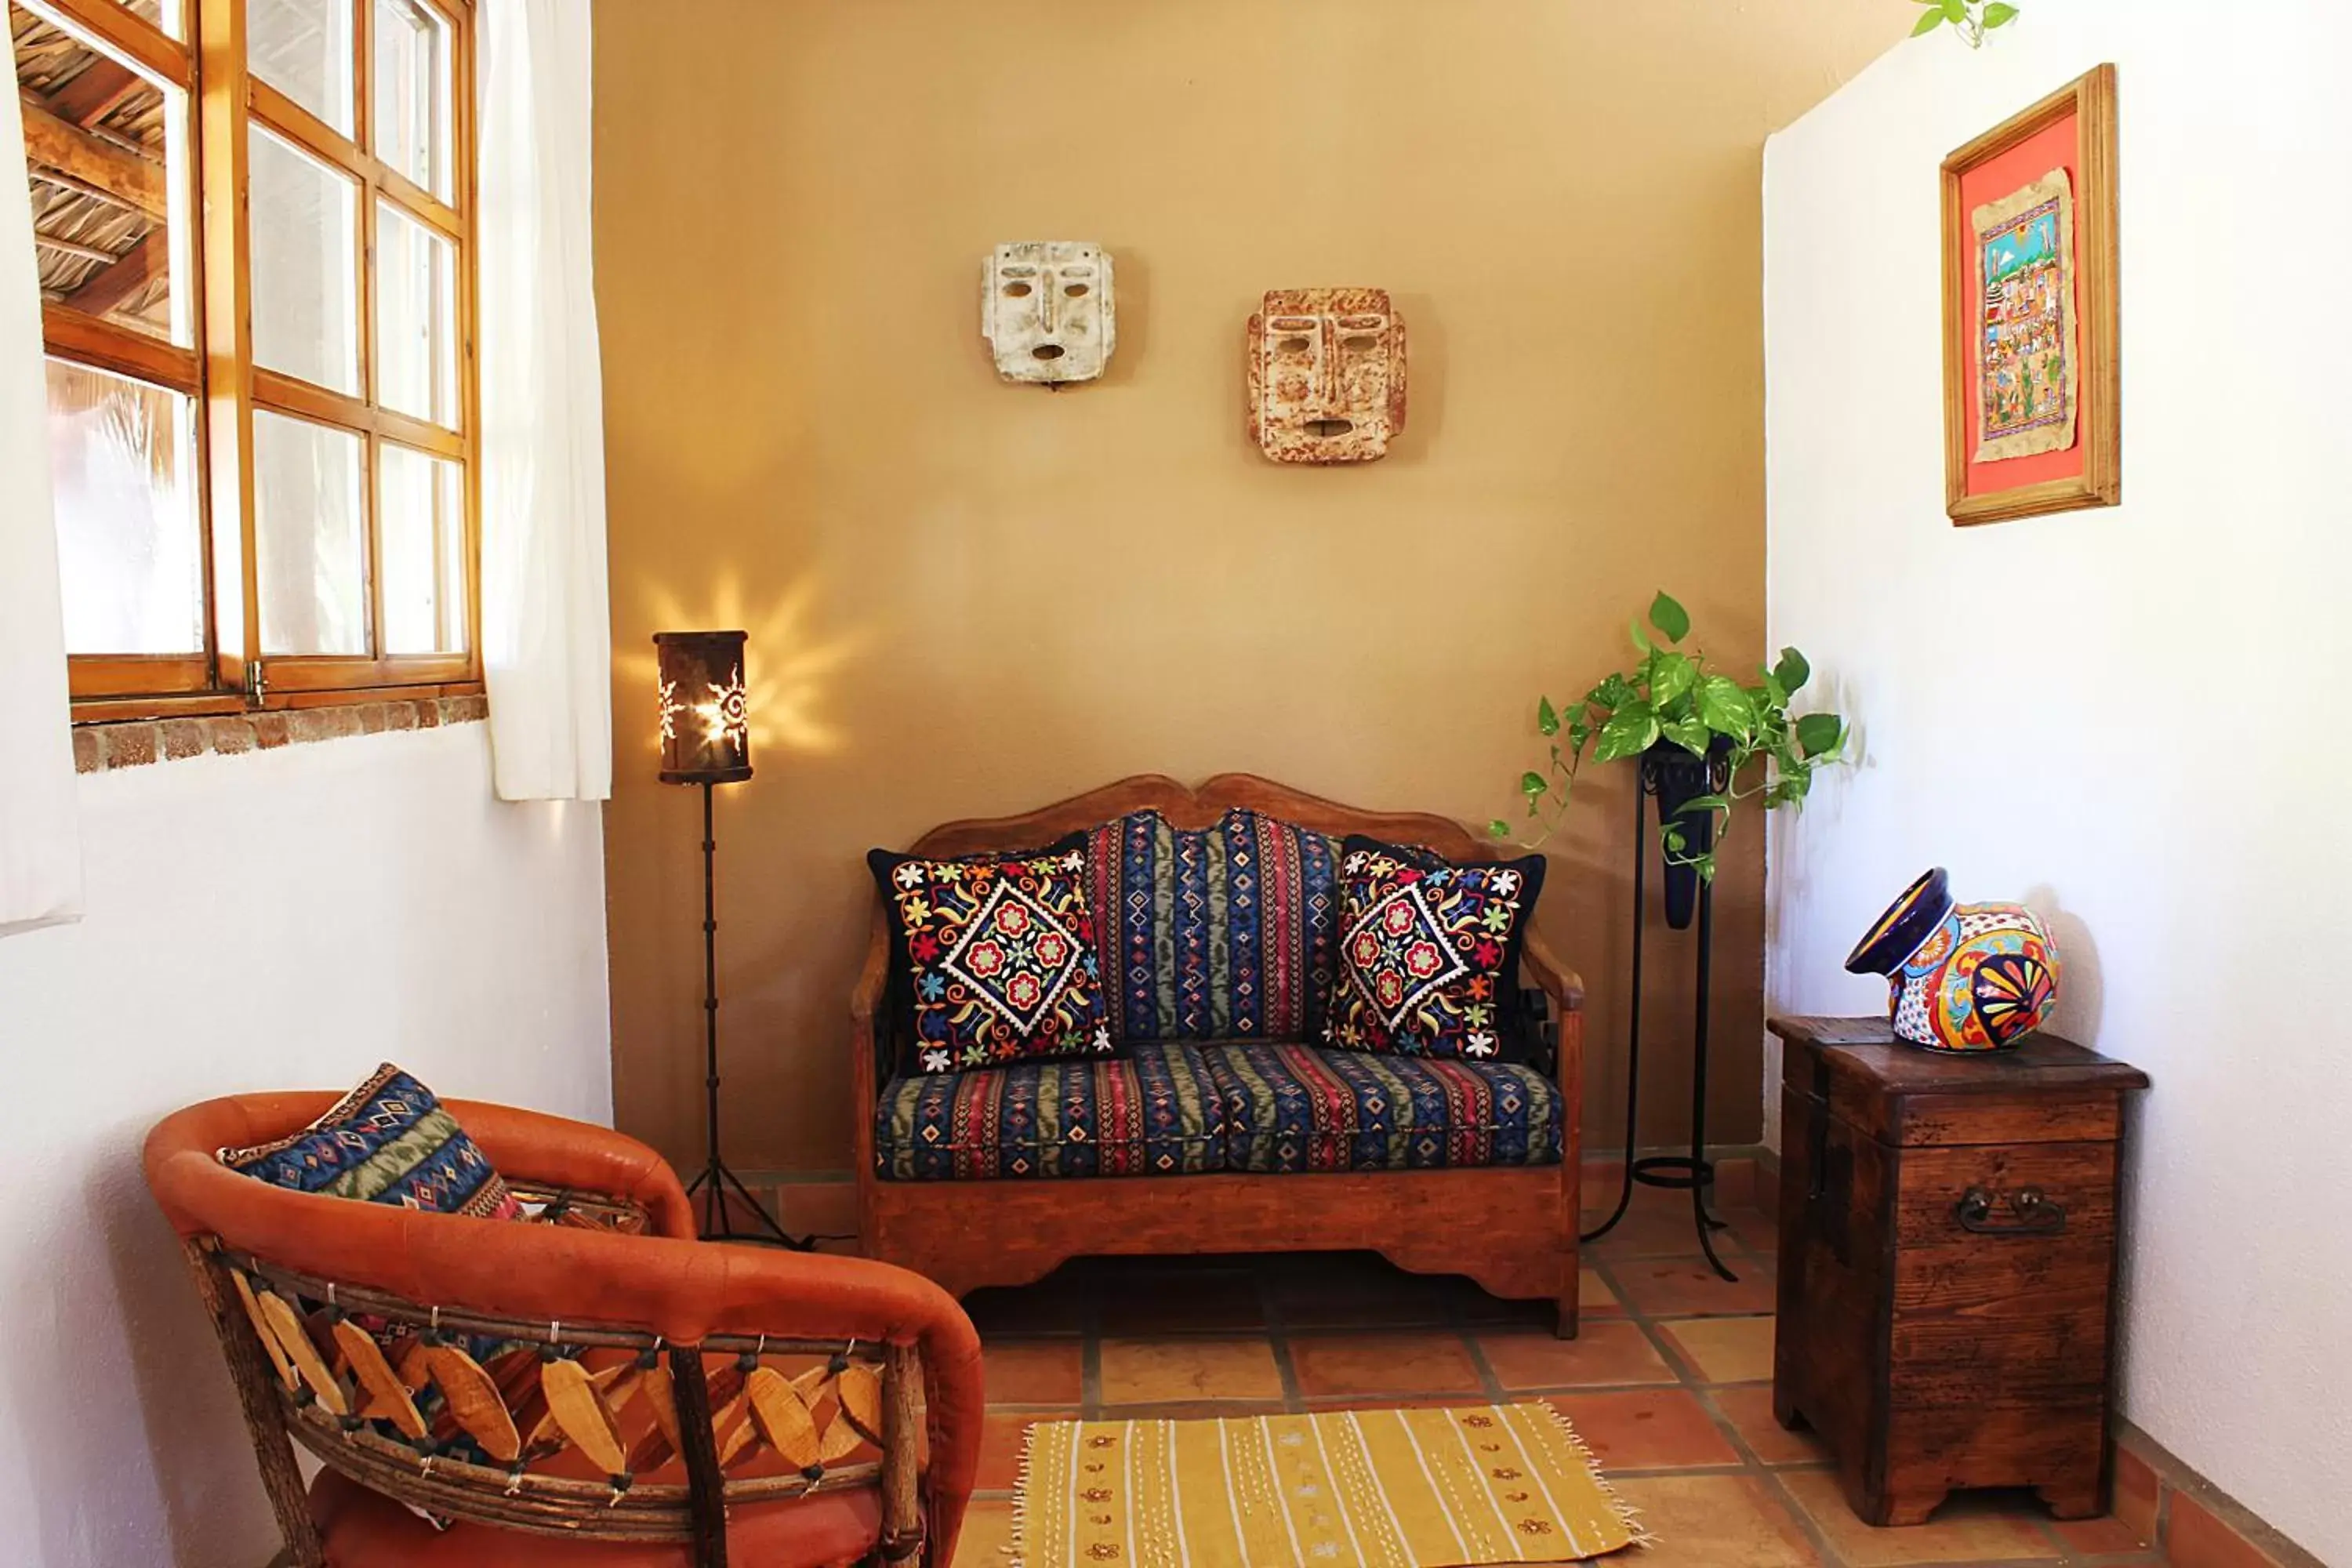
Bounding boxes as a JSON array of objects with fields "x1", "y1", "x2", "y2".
[{"x1": 1639, "y1": 735, "x2": 1733, "y2": 931}]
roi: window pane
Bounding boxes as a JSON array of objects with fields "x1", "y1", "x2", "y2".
[
  {"x1": 249, "y1": 125, "x2": 360, "y2": 394},
  {"x1": 377, "y1": 445, "x2": 463, "y2": 655},
  {"x1": 253, "y1": 411, "x2": 366, "y2": 655},
  {"x1": 376, "y1": 200, "x2": 456, "y2": 426},
  {"x1": 372, "y1": 0, "x2": 452, "y2": 200},
  {"x1": 45, "y1": 359, "x2": 203, "y2": 655},
  {"x1": 249, "y1": 0, "x2": 353, "y2": 136},
  {"x1": 13, "y1": 4, "x2": 194, "y2": 346}
]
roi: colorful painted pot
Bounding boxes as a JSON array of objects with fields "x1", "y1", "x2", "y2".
[{"x1": 1844, "y1": 867, "x2": 2060, "y2": 1051}]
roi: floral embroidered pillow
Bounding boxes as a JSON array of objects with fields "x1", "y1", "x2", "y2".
[
  {"x1": 868, "y1": 837, "x2": 1112, "y2": 1075},
  {"x1": 1325, "y1": 837, "x2": 1546, "y2": 1060}
]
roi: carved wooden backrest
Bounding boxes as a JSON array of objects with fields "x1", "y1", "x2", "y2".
[
  {"x1": 188, "y1": 1195, "x2": 921, "y2": 1568},
  {"x1": 909, "y1": 771, "x2": 1497, "y2": 859}
]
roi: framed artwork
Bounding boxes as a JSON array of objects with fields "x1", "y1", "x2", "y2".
[{"x1": 1941, "y1": 64, "x2": 2119, "y2": 526}]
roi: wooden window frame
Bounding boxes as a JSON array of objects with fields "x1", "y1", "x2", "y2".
[{"x1": 23, "y1": 0, "x2": 481, "y2": 721}]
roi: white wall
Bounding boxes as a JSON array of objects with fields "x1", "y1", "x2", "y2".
[
  {"x1": 0, "y1": 724, "x2": 609, "y2": 1568},
  {"x1": 1763, "y1": 5, "x2": 2352, "y2": 1560}
]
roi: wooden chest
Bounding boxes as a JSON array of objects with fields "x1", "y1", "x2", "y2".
[{"x1": 1769, "y1": 1015, "x2": 2148, "y2": 1527}]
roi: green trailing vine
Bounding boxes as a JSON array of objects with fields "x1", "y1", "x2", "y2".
[
  {"x1": 1491, "y1": 592, "x2": 1850, "y2": 884},
  {"x1": 1912, "y1": 0, "x2": 2020, "y2": 48}
]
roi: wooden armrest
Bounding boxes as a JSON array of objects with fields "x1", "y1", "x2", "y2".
[{"x1": 1521, "y1": 927, "x2": 1585, "y2": 1012}]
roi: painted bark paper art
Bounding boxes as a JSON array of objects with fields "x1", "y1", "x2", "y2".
[{"x1": 1972, "y1": 169, "x2": 2076, "y2": 463}]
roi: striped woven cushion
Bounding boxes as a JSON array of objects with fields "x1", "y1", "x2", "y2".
[
  {"x1": 1084, "y1": 808, "x2": 1344, "y2": 1045},
  {"x1": 220, "y1": 1062, "x2": 521, "y2": 1219},
  {"x1": 873, "y1": 1040, "x2": 1229, "y2": 1181},
  {"x1": 1203, "y1": 1042, "x2": 1563, "y2": 1174}
]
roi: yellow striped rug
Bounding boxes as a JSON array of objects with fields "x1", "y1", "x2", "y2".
[{"x1": 1012, "y1": 1403, "x2": 1646, "y2": 1566}]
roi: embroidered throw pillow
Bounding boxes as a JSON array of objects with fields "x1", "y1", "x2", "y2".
[
  {"x1": 868, "y1": 837, "x2": 1112, "y2": 1075},
  {"x1": 220, "y1": 1062, "x2": 523, "y2": 1219},
  {"x1": 1326, "y1": 837, "x2": 1546, "y2": 1060}
]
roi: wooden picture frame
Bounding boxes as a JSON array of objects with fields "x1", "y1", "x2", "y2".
[{"x1": 1942, "y1": 64, "x2": 2119, "y2": 526}]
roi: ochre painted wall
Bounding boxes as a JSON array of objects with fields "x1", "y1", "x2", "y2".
[{"x1": 591, "y1": 0, "x2": 1904, "y2": 1183}]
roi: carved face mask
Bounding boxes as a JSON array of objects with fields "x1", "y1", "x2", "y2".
[
  {"x1": 1247, "y1": 288, "x2": 1406, "y2": 463},
  {"x1": 982, "y1": 241, "x2": 1115, "y2": 384}
]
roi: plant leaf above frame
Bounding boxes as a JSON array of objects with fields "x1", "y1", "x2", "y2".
[{"x1": 1909, "y1": 0, "x2": 2023, "y2": 49}]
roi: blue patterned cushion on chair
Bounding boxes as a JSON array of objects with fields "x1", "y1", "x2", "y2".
[
  {"x1": 1083, "y1": 808, "x2": 1345, "y2": 1045},
  {"x1": 220, "y1": 1062, "x2": 522, "y2": 1219},
  {"x1": 873, "y1": 1041, "x2": 1229, "y2": 1180},
  {"x1": 1203, "y1": 1042, "x2": 1563, "y2": 1174}
]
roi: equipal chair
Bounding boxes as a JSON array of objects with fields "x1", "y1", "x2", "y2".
[{"x1": 144, "y1": 1094, "x2": 984, "y2": 1568}]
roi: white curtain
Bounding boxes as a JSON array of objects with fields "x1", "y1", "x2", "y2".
[
  {"x1": 478, "y1": 0, "x2": 613, "y2": 801},
  {"x1": 0, "y1": 85, "x2": 84, "y2": 938}
]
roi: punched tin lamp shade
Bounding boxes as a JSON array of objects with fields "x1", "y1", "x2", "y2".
[{"x1": 654, "y1": 630, "x2": 752, "y2": 784}]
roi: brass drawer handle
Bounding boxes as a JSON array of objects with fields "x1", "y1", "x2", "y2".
[{"x1": 1955, "y1": 1185, "x2": 2068, "y2": 1236}]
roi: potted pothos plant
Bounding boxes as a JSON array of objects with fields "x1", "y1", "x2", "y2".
[{"x1": 1494, "y1": 591, "x2": 1849, "y2": 926}]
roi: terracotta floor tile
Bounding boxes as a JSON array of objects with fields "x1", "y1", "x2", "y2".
[
  {"x1": 1710, "y1": 1384, "x2": 1835, "y2": 1467},
  {"x1": 2052, "y1": 1512, "x2": 2155, "y2": 1555},
  {"x1": 1583, "y1": 1200, "x2": 1726, "y2": 1259},
  {"x1": 1548, "y1": 1387, "x2": 1742, "y2": 1471},
  {"x1": 1660, "y1": 1315, "x2": 1777, "y2": 1384},
  {"x1": 950, "y1": 1498, "x2": 1016, "y2": 1567},
  {"x1": 1781, "y1": 1470, "x2": 2062, "y2": 1564},
  {"x1": 1475, "y1": 1320, "x2": 1673, "y2": 1390},
  {"x1": 1611, "y1": 1254, "x2": 1778, "y2": 1316},
  {"x1": 1094, "y1": 1271, "x2": 1265, "y2": 1334},
  {"x1": 1724, "y1": 1204, "x2": 1780, "y2": 1254},
  {"x1": 2112, "y1": 1442, "x2": 2161, "y2": 1545},
  {"x1": 2166, "y1": 1491, "x2": 2288, "y2": 1568},
  {"x1": 1580, "y1": 1268, "x2": 1623, "y2": 1316},
  {"x1": 1606, "y1": 1473, "x2": 1820, "y2": 1567},
  {"x1": 973, "y1": 1408, "x2": 1071, "y2": 1491},
  {"x1": 1287, "y1": 1329, "x2": 1484, "y2": 1399},
  {"x1": 981, "y1": 1338, "x2": 1084, "y2": 1406},
  {"x1": 1097, "y1": 1336, "x2": 1285, "y2": 1404}
]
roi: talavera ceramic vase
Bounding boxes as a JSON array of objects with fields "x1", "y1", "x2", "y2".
[{"x1": 1843, "y1": 867, "x2": 2060, "y2": 1051}]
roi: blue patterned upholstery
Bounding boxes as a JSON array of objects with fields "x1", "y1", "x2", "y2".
[
  {"x1": 873, "y1": 1040, "x2": 1561, "y2": 1181},
  {"x1": 874, "y1": 1040, "x2": 1228, "y2": 1181},
  {"x1": 1083, "y1": 808, "x2": 1345, "y2": 1045},
  {"x1": 1204, "y1": 1042, "x2": 1563, "y2": 1174}
]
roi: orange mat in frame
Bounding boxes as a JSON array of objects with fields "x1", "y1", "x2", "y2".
[{"x1": 1941, "y1": 64, "x2": 2121, "y2": 525}]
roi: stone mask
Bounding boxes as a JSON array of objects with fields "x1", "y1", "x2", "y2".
[
  {"x1": 1247, "y1": 288, "x2": 1406, "y2": 463},
  {"x1": 982, "y1": 241, "x2": 1115, "y2": 384}
]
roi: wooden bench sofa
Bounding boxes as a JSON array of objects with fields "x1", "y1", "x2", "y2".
[{"x1": 851, "y1": 774, "x2": 1587, "y2": 1336}]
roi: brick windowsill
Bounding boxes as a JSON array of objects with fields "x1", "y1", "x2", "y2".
[{"x1": 72, "y1": 695, "x2": 489, "y2": 775}]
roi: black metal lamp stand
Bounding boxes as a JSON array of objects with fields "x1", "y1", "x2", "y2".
[
  {"x1": 678, "y1": 781, "x2": 811, "y2": 1248},
  {"x1": 654, "y1": 629, "x2": 811, "y2": 1250},
  {"x1": 1581, "y1": 748, "x2": 1740, "y2": 1281}
]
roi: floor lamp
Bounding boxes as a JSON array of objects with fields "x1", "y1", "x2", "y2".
[{"x1": 655, "y1": 630, "x2": 811, "y2": 1248}]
